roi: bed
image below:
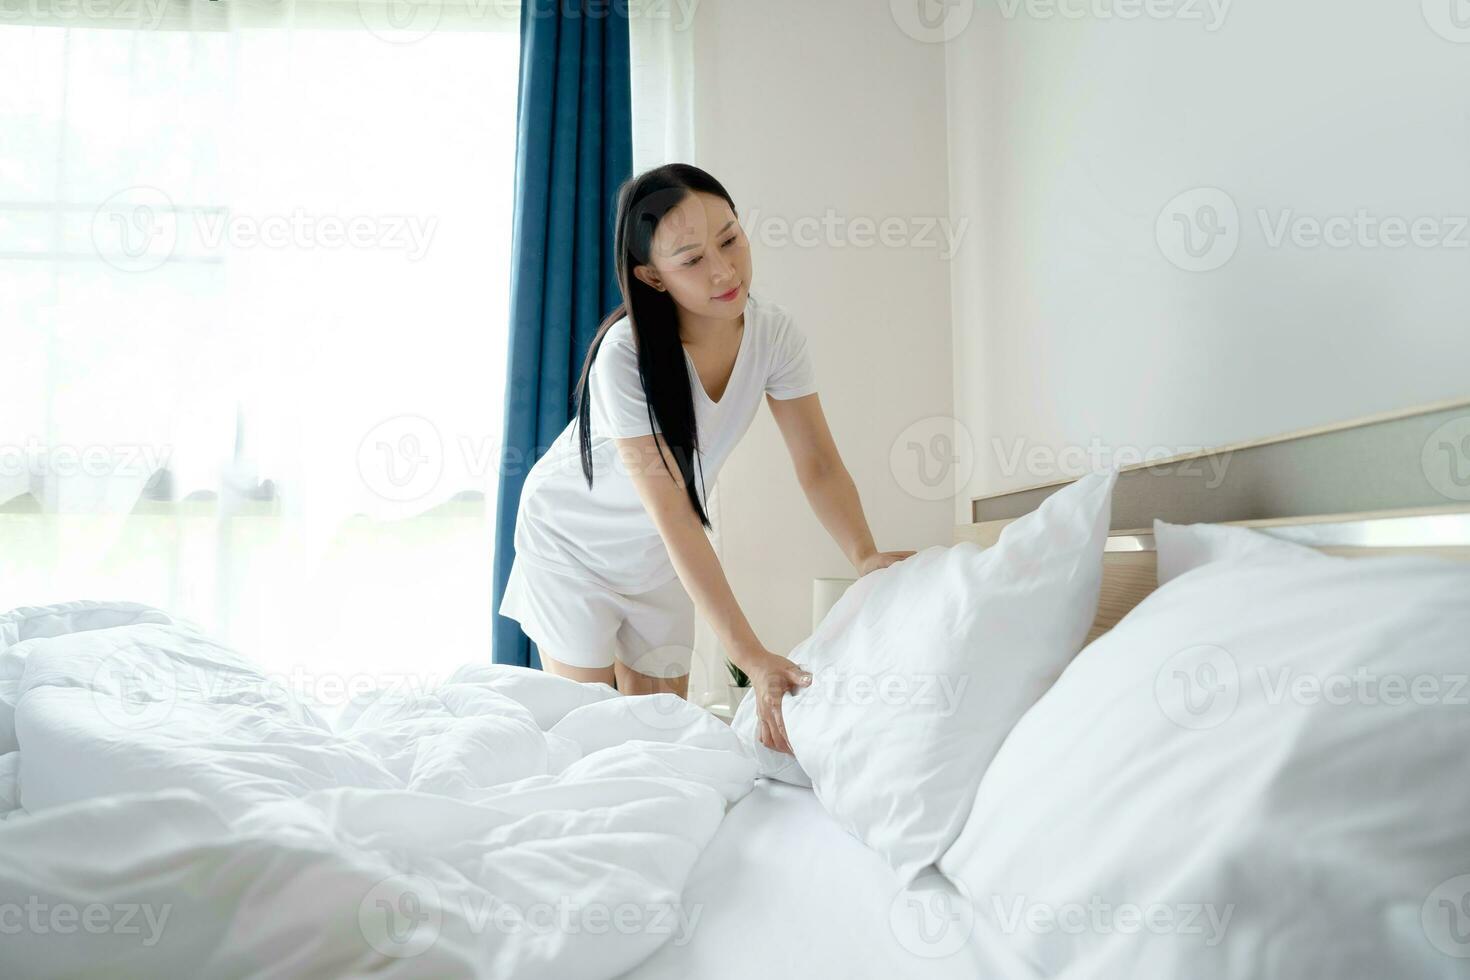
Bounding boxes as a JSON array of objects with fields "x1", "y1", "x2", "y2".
[
  {"x1": 0, "y1": 599, "x2": 1032, "y2": 979},
  {"x1": 622, "y1": 779, "x2": 1034, "y2": 980},
  {"x1": 1, "y1": 397, "x2": 1467, "y2": 979}
]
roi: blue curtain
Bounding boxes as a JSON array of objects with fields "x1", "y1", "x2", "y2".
[{"x1": 492, "y1": 1, "x2": 633, "y2": 669}]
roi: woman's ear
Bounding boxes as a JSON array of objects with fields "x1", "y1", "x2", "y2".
[{"x1": 631, "y1": 264, "x2": 666, "y2": 292}]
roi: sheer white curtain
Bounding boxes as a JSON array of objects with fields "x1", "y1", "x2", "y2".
[
  {"x1": 630, "y1": 3, "x2": 696, "y2": 173},
  {"x1": 1, "y1": 1, "x2": 521, "y2": 699}
]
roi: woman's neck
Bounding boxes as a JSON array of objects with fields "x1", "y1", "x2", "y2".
[{"x1": 677, "y1": 307, "x2": 745, "y2": 347}]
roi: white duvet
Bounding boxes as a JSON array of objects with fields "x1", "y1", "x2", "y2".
[{"x1": 0, "y1": 602, "x2": 756, "y2": 978}]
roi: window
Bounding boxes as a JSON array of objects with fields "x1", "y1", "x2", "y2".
[{"x1": 1, "y1": 3, "x2": 521, "y2": 707}]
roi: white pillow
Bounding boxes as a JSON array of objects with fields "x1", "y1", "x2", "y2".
[
  {"x1": 0, "y1": 600, "x2": 178, "y2": 652},
  {"x1": 0, "y1": 601, "x2": 179, "y2": 755},
  {"x1": 734, "y1": 468, "x2": 1117, "y2": 883},
  {"x1": 1153, "y1": 518, "x2": 1329, "y2": 585},
  {"x1": 940, "y1": 523, "x2": 1470, "y2": 978}
]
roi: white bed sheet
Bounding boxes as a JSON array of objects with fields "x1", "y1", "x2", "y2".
[{"x1": 624, "y1": 778, "x2": 1037, "y2": 980}]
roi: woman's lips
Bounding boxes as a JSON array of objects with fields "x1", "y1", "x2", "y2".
[{"x1": 713, "y1": 285, "x2": 741, "y2": 301}]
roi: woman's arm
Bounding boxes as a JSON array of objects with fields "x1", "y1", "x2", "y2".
[
  {"x1": 766, "y1": 392, "x2": 915, "y2": 575},
  {"x1": 614, "y1": 432, "x2": 811, "y2": 752}
]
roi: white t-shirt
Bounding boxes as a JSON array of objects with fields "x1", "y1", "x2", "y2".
[{"x1": 512, "y1": 290, "x2": 818, "y2": 594}]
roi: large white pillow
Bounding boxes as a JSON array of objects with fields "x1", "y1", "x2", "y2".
[
  {"x1": 1153, "y1": 517, "x2": 1330, "y2": 585},
  {"x1": 940, "y1": 522, "x2": 1470, "y2": 978},
  {"x1": 734, "y1": 468, "x2": 1117, "y2": 883},
  {"x1": 0, "y1": 601, "x2": 179, "y2": 755}
]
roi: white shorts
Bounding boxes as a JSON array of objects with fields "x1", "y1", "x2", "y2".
[{"x1": 498, "y1": 557, "x2": 697, "y2": 679}]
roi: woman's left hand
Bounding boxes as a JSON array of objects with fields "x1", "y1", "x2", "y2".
[{"x1": 855, "y1": 549, "x2": 917, "y2": 578}]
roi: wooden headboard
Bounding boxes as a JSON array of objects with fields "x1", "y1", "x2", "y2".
[{"x1": 954, "y1": 397, "x2": 1470, "y2": 643}]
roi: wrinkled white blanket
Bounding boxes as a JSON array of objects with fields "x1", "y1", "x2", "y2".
[{"x1": 0, "y1": 602, "x2": 755, "y2": 978}]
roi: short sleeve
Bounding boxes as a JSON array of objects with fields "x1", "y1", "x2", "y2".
[
  {"x1": 764, "y1": 313, "x2": 818, "y2": 399},
  {"x1": 591, "y1": 337, "x2": 661, "y2": 438}
]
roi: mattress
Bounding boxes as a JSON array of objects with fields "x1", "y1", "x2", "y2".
[{"x1": 623, "y1": 778, "x2": 1036, "y2": 980}]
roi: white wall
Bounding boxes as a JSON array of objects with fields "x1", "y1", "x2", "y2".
[
  {"x1": 944, "y1": 0, "x2": 1470, "y2": 518},
  {"x1": 686, "y1": 0, "x2": 956, "y2": 675}
]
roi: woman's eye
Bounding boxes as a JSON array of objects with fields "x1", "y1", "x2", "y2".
[{"x1": 683, "y1": 237, "x2": 735, "y2": 265}]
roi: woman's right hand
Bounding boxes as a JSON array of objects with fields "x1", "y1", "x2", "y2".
[{"x1": 743, "y1": 649, "x2": 813, "y2": 755}]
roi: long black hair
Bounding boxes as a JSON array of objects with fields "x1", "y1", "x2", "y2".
[{"x1": 572, "y1": 163, "x2": 739, "y2": 529}]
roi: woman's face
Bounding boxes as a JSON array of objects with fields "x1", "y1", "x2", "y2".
[{"x1": 634, "y1": 190, "x2": 752, "y2": 322}]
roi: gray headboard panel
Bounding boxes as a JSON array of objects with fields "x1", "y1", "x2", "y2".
[{"x1": 971, "y1": 397, "x2": 1470, "y2": 531}]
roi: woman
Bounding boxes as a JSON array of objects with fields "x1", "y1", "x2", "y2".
[{"x1": 498, "y1": 163, "x2": 914, "y2": 753}]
